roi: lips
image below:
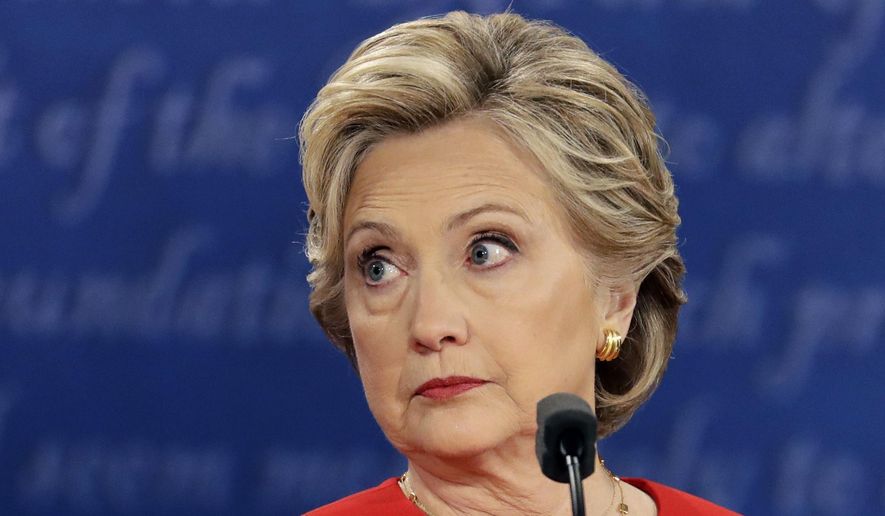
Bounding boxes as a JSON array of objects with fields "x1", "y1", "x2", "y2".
[{"x1": 415, "y1": 376, "x2": 488, "y2": 400}]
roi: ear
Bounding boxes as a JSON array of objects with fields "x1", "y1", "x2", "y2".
[{"x1": 601, "y1": 281, "x2": 638, "y2": 339}]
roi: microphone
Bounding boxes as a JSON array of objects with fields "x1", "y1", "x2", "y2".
[{"x1": 535, "y1": 393, "x2": 597, "y2": 516}]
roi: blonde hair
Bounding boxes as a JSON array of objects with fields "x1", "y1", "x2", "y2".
[{"x1": 299, "y1": 11, "x2": 686, "y2": 437}]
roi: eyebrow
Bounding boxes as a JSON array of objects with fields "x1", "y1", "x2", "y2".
[
  {"x1": 444, "y1": 202, "x2": 531, "y2": 232},
  {"x1": 345, "y1": 220, "x2": 399, "y2": 247},
  {"x1": 344, "y1": 202, "x2": 531, "y2": 246}
]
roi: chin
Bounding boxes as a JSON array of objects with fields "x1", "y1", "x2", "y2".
[
  {"x1": 394, "y1": 391, "x2": 526, "y2": 459},
  {"x1": 425, "y1": 424, "x2": 504, "y2": 458}
]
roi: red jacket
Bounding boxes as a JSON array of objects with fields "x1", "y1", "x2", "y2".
[{"x1": 305, "y1": 477, "x2": 741, "y2": 515}]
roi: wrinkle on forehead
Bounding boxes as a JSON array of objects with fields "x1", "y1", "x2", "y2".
[
  {"x1": 353, "y1": 180, "x2": 535, "y2": 216},
  {"x1": 343, "y1": 119, "x2": 555, "y2": 232}
]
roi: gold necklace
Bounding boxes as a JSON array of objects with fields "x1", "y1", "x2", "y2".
[
  {"x1": 600, "y1": 459, "x2": 629, "y2": 515},
  {"x1": 398, "y1": 465, "x2": 629, "y2": 515},
  {"x1": 398, "y1": 471, "x2": 435, "y2": 516}
]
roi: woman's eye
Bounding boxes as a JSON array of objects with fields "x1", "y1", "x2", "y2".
[
  {"x1": 363, "y1": 259, "x2": 401, "y2": 285},
  {"x1": 468, "y1": 239, "x2": 513, "y2": 267}
]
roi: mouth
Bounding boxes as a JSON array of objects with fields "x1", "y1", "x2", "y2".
[{"x1": 415, "y1": 376, "x2": 489, "y2": 400}]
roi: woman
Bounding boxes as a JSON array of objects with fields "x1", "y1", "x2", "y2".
[{"x1": 299, "y1": 11, "x2": 738, "y2": 516}]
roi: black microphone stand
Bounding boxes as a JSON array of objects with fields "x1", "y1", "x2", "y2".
[
  {"x1": 535, "y1": 393, "x2": 597, "y2": 516},
  {"x1": 561, "y1": 429, "x2": 586, "y2": 516},
  {"x1": 566, "y1": 454, "x2": 585, "y2": 516}
]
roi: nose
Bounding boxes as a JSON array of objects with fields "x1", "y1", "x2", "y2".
[{"x1": 408, "y1": 270, "x2": 469, "y2": 352}]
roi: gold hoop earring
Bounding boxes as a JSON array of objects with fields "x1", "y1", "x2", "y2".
[{"x1": 597, "y1": 329, "x2": 623, "y2": 361}]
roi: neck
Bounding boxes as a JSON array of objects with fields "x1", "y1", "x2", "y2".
[{"x1": 402, "y1": 438, "x2": 618, "y2": 516}]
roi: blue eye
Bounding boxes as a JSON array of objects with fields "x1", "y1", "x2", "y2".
[
  {"x1": 468, "y1": 235, "x2": 516, "y2": 267},
  {"x1": 360, "y1": 255, "x2": 401, "y2": 286},
  {"x1": 366, "y1": 260, "x2": 386, "y2": 282},
  {"x1": 471, "y1": 244, "x2": 490, "y2": 265}
]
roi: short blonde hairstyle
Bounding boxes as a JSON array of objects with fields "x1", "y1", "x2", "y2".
[{"x1": 299, "y1": 11, "x2": 686, "y2": 437}]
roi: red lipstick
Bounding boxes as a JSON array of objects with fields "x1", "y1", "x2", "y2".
[{"x1": 415, "y1": 376, "x2": 488, "y2": 400}]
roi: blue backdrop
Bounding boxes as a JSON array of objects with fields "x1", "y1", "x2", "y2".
[{"x1": 1, "y1": 1, "x2": 884, "y2": 515}]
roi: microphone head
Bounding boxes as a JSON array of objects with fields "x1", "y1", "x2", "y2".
[{"x1": 535, "y1": 392, "x2": 597, "y2": 483}]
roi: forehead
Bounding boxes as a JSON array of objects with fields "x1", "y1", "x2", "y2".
[{"x1": 344, "y1": 118, "x2": 559, "y2": 225}]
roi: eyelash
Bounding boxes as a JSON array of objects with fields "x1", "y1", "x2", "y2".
[
  {"x1": 356, "y1": 245, "x2": 387, "y2": 270},
  {"x1": 355, "y1": 231, "x2": 519, "y2": 277},
  {"x1": 468, "y1": 231, "x2": 519, "y2": 256}
]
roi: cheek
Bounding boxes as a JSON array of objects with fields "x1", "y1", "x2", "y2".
[
  {"x1": 477, "y1": 260, "x2": 600, "y2": 393},
  {"x1": 349, "y1": 311, "x2": 407, "y2": 411},
  {"x1": 345, "y1": 269, "x2": 414, "y2": 406},
  {"x1": 346, "y1": 268, "x2": 409, "y2": 320},
  {"x1": 494, "y1": 260, "x2": 598, "y2": 342}
]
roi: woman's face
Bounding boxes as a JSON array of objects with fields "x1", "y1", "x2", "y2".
[{"x1": 342, "y1": 118, "x2": 632, "y2": 459}]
